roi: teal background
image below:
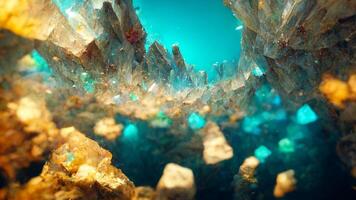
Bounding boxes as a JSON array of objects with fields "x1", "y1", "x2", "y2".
[{"x1": 133, "y1": 0, "x2": 243, "y2": 76}]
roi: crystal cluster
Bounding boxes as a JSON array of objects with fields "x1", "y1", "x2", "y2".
[{"x1": 0, "y1": 0, "x2": 356, "y2": 199}]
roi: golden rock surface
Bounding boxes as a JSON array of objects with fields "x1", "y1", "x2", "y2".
[
  {"x1": 156, "y1": 163, "x2": 195, "y2": 200},
  {"x1": 9, "y1": 127, "x2": 135, "y2": 200}
]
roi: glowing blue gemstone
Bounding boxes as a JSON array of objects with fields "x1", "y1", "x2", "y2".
[
  {"x1": 242, "y1": 116, "x2": 262, "y2": 135},
  {"x1": 296, "y1": 104, "x2": 318, "y2": 125},
  {"x1": 122, "y1": 124, "x2": 139, "y2": 140},
  {"x1": 66, "y1": 152, "x2": 75, "y2": 163},
  {"x1": 252, "y1": 66, "x2": 264, "y2": 77},
  {"x1": 187, "y1": 112, "x2": 206, "y2": 130},
  {"x1": 80, "y1": 72, "x2": 90, "y2": 82},
  {"x1": 129, "y1": 92, "x2": 139, "y2": 101},
  {"x1": 31, "y1": 50, "x2": 52, "y2": 76},
  {"x1": 79, "y1": 72, "x2": 95, "y2": 93},
  {"x1": 278, "y1": 138, "x2": 295, "y2": 153},
  {"x1": 254, "y1": 145, "x2": 272, "y2": 163},
  {"x1": 272, "y1": 95, "x2": 282, "y2": 106},
  {"x1": 83, "y1": 81, "x2": 95, "y2": 93}
]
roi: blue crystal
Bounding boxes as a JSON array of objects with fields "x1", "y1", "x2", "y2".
[
  {"x1": 242, "y1": 116, "x2": 262, "y2": 135},
  {"x1": 296, "y1": 104, "x2": 318, "y2": 125},
  {"x1": 122, "y1": 124, "x2": 139, "y2": 140},
  {"x1": 129, "y1": 92, "x2": 139, "y2": 101},
  {"x1": 29, "y1": 51, "x2": 53, "y2": 80},
  {"x1": 254, "y1": 145, "x2": 272, "y2": 163},
  {"x1": 278, "y1": 138, "x2": 295, "y2": 153},
  {"x1": 187, "y1": 112, "x2": 206, "y2": 130},
  {"x1": 252, "y1": 66, "x2": 265, "y2": 77},
  {"x1": 66, "y1": 152, "x2": 75, "y2": 163},
  {"x1": 272, "y1": 95, "x2": 282, "y2": 106},
  {"x1": 80, "y1": 72, "x2": 95, "y2": 93}
]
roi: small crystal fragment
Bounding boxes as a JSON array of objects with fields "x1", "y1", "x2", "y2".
[
  {"x1": 254, "y1": 145, "x2": 272, "y2": 163},
  {"x1": 296, "y1": 104, "x2": 318, "y2": 125},
  {"x1": 122, "y1": 123, "x2": 139, "y2": 140},
  {"x1": 187, "y1": 112, "x2": 206, "y2": 130},
  {"x1": 278, "y1": 138, "x2": 295, "y2": 153}
]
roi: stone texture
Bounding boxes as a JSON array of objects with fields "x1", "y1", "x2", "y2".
[
  {"x1": 199, "y1": 121, "x2": 233, "y2": 165},
  {"x1": 8, "y1": 127, "x2": 135, "y2": 200},
  {"x1": 156, "y1": 163, "x2": 195, "y2": 200},
  {"x1": 273, "y1": 170, "x2": 297, "y2": 198}
]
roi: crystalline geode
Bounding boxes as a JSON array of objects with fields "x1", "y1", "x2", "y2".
[{"x1": 1, "y1": 0, "x2": 356, "y2": 199}]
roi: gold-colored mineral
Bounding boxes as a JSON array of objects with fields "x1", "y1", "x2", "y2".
[
  {"x1": 273, "y1": 169, "x2": 297, "y2": 198},
  {"x1": 199, "y1": 121, "x2": 233, "y2": 164},
  {"x1": 9, "y1": 127, "x2": 135, "y2": 200},
  {"x1": 156, "y1": 163, "x2": 196, "y2": 200}
]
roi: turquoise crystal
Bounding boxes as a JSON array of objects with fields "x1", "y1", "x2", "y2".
[{"x1": 187, "y1": 112, "x2": 206, "y2": 130}]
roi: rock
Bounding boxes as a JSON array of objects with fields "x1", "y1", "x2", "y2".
[
  {"x1": 156, "y1": 163, "x2": 195, "y2": 200},
  {"x1": 233, "y1": 156, "x2": 260, "y2": 200},
  {"x1": 273, "y1": 170, "x2": 297, "y2": 198},
  {"x1": 9, "y1": 127, "x2": 135, "y2": 200},
  {"x1": 337, "y1": 133, "x2": 356, "y2": 168},
  {"x1": 199, "y1": 121, "x2": 233, "y2": 164},
  {"x1": 0, "y1": 94, "x2": 59, "y2": 181},
  {"x1": 133, "y1": 186, "x2": 156, "y2": 200},
  {"x1": 94, "y1": 117, "x2": 123, "y2": 140}
]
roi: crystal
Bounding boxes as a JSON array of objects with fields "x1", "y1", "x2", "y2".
[
  {"x1": 254, "y1": 145, "x2": 272, "y2": 163},
  {"x1": 187, "y1": 112, "x2": 206, "y2": 130},
  {"x1": 1, "y1": 0, "x2": 355, "y2": 199},
  {"x1": 296, "y1": 104, "x2": 318, "y2": 125},
  {"x1": 122, "y1": 123, "x2": 139, "y2": 140},
  {"x1": 278, "y1": 138, "x2": 295, "y2": 153}
]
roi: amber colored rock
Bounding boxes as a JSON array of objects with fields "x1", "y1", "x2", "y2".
[
  {"x1": 94, "y1": 117, "x2": 123, "y2": 140},
  {"x1": 132, "y1": 186, "x2": 156, "y2": 200},
  {"x1": 238, "y1": 156, "x2": 260, "y2": 183},
  {"x1": 0, "y1": 0, "x2": 54, "y2": 40},
  {"x1": 233, "y1": 156, "x2": 260, "y2": 200},
  {"x1": 199, "y1": 121, "x2": 233, "y2": 165},
  {"x1": 319, "y1": 74, "x2": 355, "y2": 108},
  {"x1": 273, "y1": 170, "x2": 297, "y2": 198},
  {"x1": 156, "y1": 163, "x2": 195, "y2": 200},
  {"x1": 0, "y1": 95, "x2": 59, "y2": 181},
  {"x1": 9, "y1": 127, "x2": 135, "y2": 200}
]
